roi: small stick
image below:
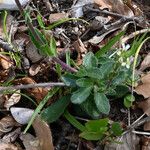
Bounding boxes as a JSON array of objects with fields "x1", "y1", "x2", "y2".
[
  {"x1": 0, "y1": 82, "x2": 66, "y2": 92},
  {"x1": 86, "y1": 7, "x2": 139, "y2": 22}
]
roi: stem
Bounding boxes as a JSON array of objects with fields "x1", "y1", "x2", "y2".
[{"x1": 0, "y1": 82, "x2": 65, "y2": 92}]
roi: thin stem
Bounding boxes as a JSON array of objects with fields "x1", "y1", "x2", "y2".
[{"x1": 0, "y1": 82, "x2": 66, "y2": 92}]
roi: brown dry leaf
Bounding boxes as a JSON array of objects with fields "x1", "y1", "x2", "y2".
[
  {"x1": 73, "y1": 38, "x2": 87, "y2": 65},
  {"x1": 0, "y1": 54, "x2": 13, "y2": 70},
  {"x1": 49, "y1": 13, "x2": 68, "y2": 23},
  {"x1": 94, "y1": 0, "x2": 134, "y2": 16},
  {"x1": 2, "y1": 128, "x2": 21, "y2": 143},
  {"x1": 141, "y1": 136, "x2": 150, "y2": 150},
  {"x1": 20, "y1": 133, "x2": 40, "y2": 150},
  {"x1": 144, "y1": 121, "x2": 150, "y2": 131},
  {"x1": 135, "y1": 74, "x2": 150, "y2": 98},
  {"x1": 0, "y1": 116, "x2": 17, "y2": 137},
  {"x1": 15, "y1": 77, "x2": 48, "y2": 103},
  {"x1": 29, "y1": 64, "x2": 42, "y2": 76},
  {"x1": 138, "y1": 98, "x2": 150, "y2": 116},
  {"x1": 139, "y1": 53, "x2": 150, "y2": 71},
  {"x1": 0, "y1": 142, "x2": 19, "y2": 150},
  {"x1": 104, "y1": 132, "x2": 140, "y2": 150},
  {"x1": 4, "y1": 90, "x2": 21, "y2": 110},
  {"x1": 26, "y1": 41, "x2": 44, "y2": 63},
  {"x1": 32, "y1": 116, "x2": 54, "y2": 150}
]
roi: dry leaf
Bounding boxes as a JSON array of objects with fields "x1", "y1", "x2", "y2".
[
  {"x1": 4, "y1": 90, "x2": 21, "y2": 110},
  {"x1": 26, "y1": 41, "x2": 44, "y2": 63},
  {"x1": 104, "y1": 132, "x2": 140, "y2": 150},
  {"x1": 0, "y1": 142, "x2": 19, "y2": 150},
  {"x1": 139, "y1": 53, "x2": 150, "y2": 71},
  {"x1": 0, "y1": 116, "x2": 16, "y2": 136},
  {"x1": 144, "y1": 121, "x2": 150, "y2": 131},
  {"x1": 2, "y1": 128, "x2": 21, "y2": 143},
  {"x1": 138, "y1": 98, "x2": 150, "y2": 116},
  {"x1": 135, "y1": 74, "x2": 150, "y2": 98},
  {"x1": 10, "y1": 107, "x2": 34, "y2": 125},
  {"x1": 73, "y1": 38, "x2": 87, "y2": 65},
  {"x1": 0, "y1": 54, "x2": 13, "y2": 70},
  {"x1": 29, "y1": 64, "x2": 42, "y2": 76},
  {"x1": 49, "y1": 13, "x2": 68, "y2": 23},
  {"x1": 94, "y1": 0, "x2": 134, "y2": 16},
  {"x1": 15, "y1": 77, "x2": 48, "y2": 103},
  {"x1": 20, "y1": 133, "x2": 40, "y2": 150},
  {"x1": 33, "y1": 116, "x2": 54, "y2": 150},
  {"x1": 141, "y1": 136, "x2": 150, "y2": 150}
]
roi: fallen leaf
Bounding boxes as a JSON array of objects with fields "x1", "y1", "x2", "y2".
[
  {"x1": 104, "y1": 132, "x2": 140, "y2": 150},
  {"x1": 4, "y1": 90, "x2": 21, "y2": 110},
  {"x1": 29, "y1": 64, "x2": 42, "y2": 76},
  {"x1": 0, "y1": 142, "x2": 19, "y2": 150},
  {"x1": 2, "y1": 128, "x2": 21, "y2": 143},
  {"x1": 144, "y1": 121, "x2": 150, "y2": 131},
  {"x1": 49, "y1": 13, "x2": 68, "y2": 23},
  {"x1": 20, "y1": 133, "x2": 40, "y2": 150},
  {"x1": 138, "y1": 98, "x2": 150, "y2": 116},
  {"x1": 141, "y1": 136, "x2": 150, "y2": 150},
  {"x1": 135, "y1": 74, "x2": 150, "y2": 98},
  {"x1": 0, "y1": 54, "x2": 13, "y2": 70},
  {"x1": 94, "y1": 0, "x2": 134, "y2": 16},
  {"x1": 33, "y1": 116, "x2": 54, "y2": 150},
  {"x1": 73, "y1": 38, "x2": 87, "y2": 65},
  {"x1": 139, "y1": 53, "x2": 150, "y2": 71},
  {"x1": 15, "y1": 77, "x2": 48, "y2": 103},
  {"x1": 26, "y1": 41, "x2": 44, "y2": 63},
  {"x1": 0, "y1": 116, "x2": 17, "y2": 136}
]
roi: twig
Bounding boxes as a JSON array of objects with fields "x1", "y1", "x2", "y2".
[
  {"x1": 121, "y1": 28, "x2": 150, "y2": 43},
  {"x1": 86, "y1": 7, "x2": 139, "y2": 22},
  {"x1": 0, "y1": 82, "x2": 66, "y2": 92},
  {"x1": 14, "y1": 0, "x2": 77, "y2": 73},
  {"x1": 132, "y1": 130, "x2": 150, "y2": 136}
]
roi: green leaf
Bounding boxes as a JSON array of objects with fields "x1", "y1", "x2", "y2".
[
  {"x1": 86, "y1": 67, "x2": 103, "y2": 80},
  {"x1": 37, "y1": 14, "x2": 45, "y2": 29},
  {"x1": 85, "y1": 118, "x2": 109, "y2": 132},
  {"x1": 80, "y1": 130, "x2": 105, "y2": 141},
  {"x1": 95, "y1": 31, "x2": 125, "y2": 58},
  {"x1": 64, "y1": 110, "x2": 86, "y2": 132},
  {"x1": 61, "y1": 73, "x2": 78, "y2": 87},
  {"x1": 112, "y1": 71, "x2": 128, "y2": 85},
  {"x1": 80, "y1": 96, "x2": 101, "y2": 118},
  {"x1": 94, "y1": 92, "x2": 110, "y2": 114},
  {"x1": 83, "y1": 52, "x2": 98, "y2": 69},
  {"x1": 29, "y1": 28, "x2": 53, "y2": 56},
  {"x1": 114, "y1": 85, "x2": 129, "y2": 97},
  {"x1": 76, "y1": 78, "x2": 94, "y2": 87},
  {"x1": 50, "y1": 37, "x2": 57, "y2": 56},
  {"x1": 71, "y1": 87, "x2": 92, "y2": 104},
  {"x1": 24, "y1": 88, "x2": 59, "y2": 133},
  {"x1": 41, "y1": 95, "x2": 70, "y2": 123},
  {"x1": 111, "y1": 122, "x2": 123, "y2": 136},
  {"x1": 99, "y1": 60, "x2": 114, "y2": 77},
  {"x1": 124, "y1": 94, "x2": 135, "y2": 108}
]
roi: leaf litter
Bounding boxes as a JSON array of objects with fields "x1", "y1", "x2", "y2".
[{"x1": 0, "y1": 0, "x2": 149, "y2": 149}]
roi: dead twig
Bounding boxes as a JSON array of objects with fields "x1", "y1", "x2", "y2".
[
  {"x1": 86, "y1": 7, "x2": 139, "y2": 22},
  {"x1": 0, "y1": 82, "x2": 66, "y2": 92}
]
